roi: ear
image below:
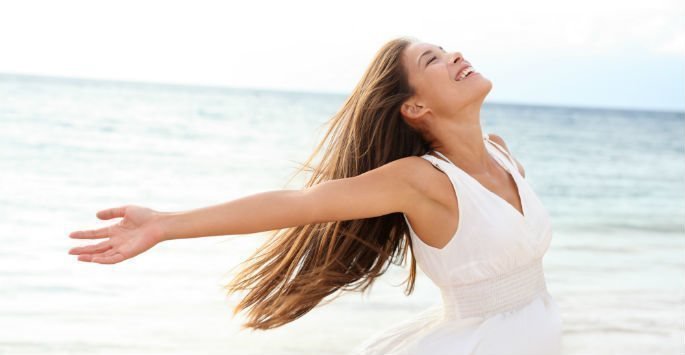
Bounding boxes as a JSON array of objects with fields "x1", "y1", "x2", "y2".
[{"x1": 400, "y1": 98, "x2": 430, "y2": 121}]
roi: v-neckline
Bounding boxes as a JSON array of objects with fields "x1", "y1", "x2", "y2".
[{"x1": 430, "y1": 139, "x2": 527, "y2": 220}]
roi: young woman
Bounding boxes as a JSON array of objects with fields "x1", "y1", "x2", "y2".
[{"x1": 68, "y1": 37, "x2": 563, "y2": 354}]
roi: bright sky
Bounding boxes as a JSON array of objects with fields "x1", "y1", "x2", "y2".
[{"x1": 1, "y1": 0, "x2": 683, "y2": 112}]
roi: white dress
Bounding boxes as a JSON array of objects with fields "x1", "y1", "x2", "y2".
[{"x1": 349, "y1": 133, "x2": 563, "y2": 355}]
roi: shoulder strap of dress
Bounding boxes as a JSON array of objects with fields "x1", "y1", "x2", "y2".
[
  {"x1": 483, "y1": 134, "x2": 518, "y2": 170},
  {"x1": 432, "y1": 150, "x2": 455, "y2": 165},
  {"x1": 420, "y1": 153, "x2": 450, "y2": 174}
]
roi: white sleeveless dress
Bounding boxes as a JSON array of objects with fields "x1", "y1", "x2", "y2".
[{"x1": 349, "y1": 132, "x2": 563, "y2": 355}]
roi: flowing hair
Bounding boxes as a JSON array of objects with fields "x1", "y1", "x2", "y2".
[{"x1": 223, "y1": 36, "x2": 433, "y2": 331}]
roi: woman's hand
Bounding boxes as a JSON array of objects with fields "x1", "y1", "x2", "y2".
[{"x1": 68, "y1": 205, "x2": 166, "y2": 264}]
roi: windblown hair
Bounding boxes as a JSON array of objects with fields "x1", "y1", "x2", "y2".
[{"x1": 223, "y1": 36, "x2": 433, "y2": 331}]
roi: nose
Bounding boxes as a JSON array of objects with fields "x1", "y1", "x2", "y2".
[{"x1": 451, "y1": 52, "x2": 463, "y2": 64}]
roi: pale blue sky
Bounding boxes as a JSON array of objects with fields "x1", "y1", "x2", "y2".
[{"x1": 0, "y1": 0, "x2": 683, "y2": 112}]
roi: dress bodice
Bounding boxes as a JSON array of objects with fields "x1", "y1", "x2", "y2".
[{"x1": 402, "y1": 132, "x2": 554, "y2": 319}]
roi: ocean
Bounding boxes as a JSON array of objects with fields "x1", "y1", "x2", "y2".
[{"x1": 1, "y1": 73, "x2": 683, "y2": 354}]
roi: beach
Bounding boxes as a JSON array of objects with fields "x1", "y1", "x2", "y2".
[{"x1": 1, "y1": 73, "x2": 683, "y2": 354}]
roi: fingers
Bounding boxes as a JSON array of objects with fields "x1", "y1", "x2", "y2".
[
  {"x1": 68, "y1": 240, "x2": 112, "y2": 255},
  {"x1": 70, "y1": 205, "x2": 128, "y2": 239},
  {"x1": 78, "y1": 249, "x2": 125, "y2": 264},
  {"x1": 76, "y1": 247, "x2": 116, "y2": 262},
  {"x1": 91, "y1": 250, "x2": 125, "y2": 264},
  {"x1": 96, "y1": 206, "x2": 128, "y2": 220},
  {"x1": 69, "y1": 225, "x2": 112, "y2": 239}
]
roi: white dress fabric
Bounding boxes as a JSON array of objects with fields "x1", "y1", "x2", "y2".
[{"x1": 349, "y1": 133, "x2": 563, "y2": 355}]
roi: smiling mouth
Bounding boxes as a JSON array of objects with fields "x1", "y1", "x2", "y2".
[{"x1": 455, "y1": 66, "x2": 476, "y2": 81}]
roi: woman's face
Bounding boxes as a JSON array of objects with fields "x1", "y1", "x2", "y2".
[{"x1": 401, "y1": 42, "x2": 492, "y2": 121}]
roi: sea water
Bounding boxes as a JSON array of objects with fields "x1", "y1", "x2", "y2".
[{"x1": 1, "y1": 73, "x2": 683, "y2": 354}]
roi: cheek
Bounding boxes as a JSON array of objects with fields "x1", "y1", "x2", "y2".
[
  {"x1": 415, "y1": 70, "x2": 463, "y2": 107},
  {"x1": 423, "y1": 71, "x2": 454, "y2": 96},
  {"x1": 428, "y1": 74, "x2": 462, "y2": 100}
]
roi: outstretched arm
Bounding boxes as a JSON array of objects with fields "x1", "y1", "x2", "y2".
[
  {"x1": 158, "y1": 190, "x2": 307, "y2": 241},
  {"x1": 68, "y1": 157, "x2": 424, "y2": 264},
  {"x1": 159, "y1": 156, "x2": 422, "y2": 240}
]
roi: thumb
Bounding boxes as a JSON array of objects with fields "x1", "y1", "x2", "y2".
[{"x1": 96, "y1": 206, "x2": 129, "y2": 220}]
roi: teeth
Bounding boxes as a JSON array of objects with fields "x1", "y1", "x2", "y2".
[{"x1": 456, "y1": 66, "x2": 474, "y2": 81}]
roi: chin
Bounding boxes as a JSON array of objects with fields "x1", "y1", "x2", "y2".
[{"x1": 475, "y1": 76, "x2": 492, "y2": 98}]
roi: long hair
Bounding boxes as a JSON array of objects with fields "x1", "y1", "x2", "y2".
[{"x1": 223, "y1": 36, "x2": 433, "y2": 331}]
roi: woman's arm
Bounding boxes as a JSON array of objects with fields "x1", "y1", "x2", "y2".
[
  {"x1": 68, "y1": 157, "x2": 425, "y2": 264},
  {"x1": 159, "y1": 156, "x2": 424, "y2": 241},
  {"x1": 158, "y1": 190, "x2": 307, "y2": 241}
]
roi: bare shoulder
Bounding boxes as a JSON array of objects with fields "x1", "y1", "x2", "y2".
[
  {"x1": 301, "y1": 155, "x2": 449, "y2": 224},
  {"x1": 487, "y1": 133, "x2": 512, "y2": 153},
  {"x1": 391, "y1": 156, "x2": 445, "y2": 191},
  {"x1": 487, "y1": 133, "x2": 526, "y2": 178},
  {"x1": 390, "y1": 156, "x2": 435, "y2": 183},
  {"x1": 391, "y1": 155, "x2": 460, "y2": 249},
  {"x1": 391, "y1": 155, "x2": 457, "y2": 210}
]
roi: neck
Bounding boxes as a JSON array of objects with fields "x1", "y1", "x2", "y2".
[{"x1": 429, "y1": 108, "x2": 493, "y2": 175}]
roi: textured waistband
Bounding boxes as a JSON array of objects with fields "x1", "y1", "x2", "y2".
[{"x1": 440, "y1": 258, "x2": 548, "y2": 320}]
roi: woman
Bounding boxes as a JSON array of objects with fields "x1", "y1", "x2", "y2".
[{"x1": 68, "y1": 37, "x2": 563, "y2": 354}]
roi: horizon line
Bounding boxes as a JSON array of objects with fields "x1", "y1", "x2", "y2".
[{"x1": 1, "y1": 71, "x2": 682, "y2": 115}]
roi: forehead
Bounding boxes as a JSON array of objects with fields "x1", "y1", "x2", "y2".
[
  {"x1": 408, "y1": 42, "x2": 440, "y2": 53},
  {"x1": 405, "y1": 42, "x2": 442, "y2": 61},
  {"x1": 403, "y1": 42, "x2": 442, "y2": 69}
]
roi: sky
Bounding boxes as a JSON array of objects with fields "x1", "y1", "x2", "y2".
[{"x1": 0, "y1": 0, "x2": 683, "y2": 112}]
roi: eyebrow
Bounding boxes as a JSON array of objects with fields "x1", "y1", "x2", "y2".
[{"x1": 417, "y1": 46, "x2": 444, "y2": 68}]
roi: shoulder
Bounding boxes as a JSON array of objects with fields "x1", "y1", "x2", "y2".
[
  {"x1": 302, "y1": 155, "x2": 443, "y2": 223},
  {"x1": 388, "y1": 155, "x2": 442, "y2": 189},
  {"x1": 487, "y1": 133, "x2": 526, "y2": 178},
  {"x1": 487, "y1": 133, "x2": 508, "y2": 149},
  {"x1": 389, "y1": 155, "x2": 456, "y2": 207}
]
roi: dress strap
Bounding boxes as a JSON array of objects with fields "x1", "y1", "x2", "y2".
[
  {"x1": 432, "y1": 150, "x2": 455, "y2": 166},
  {"x1": 483, "y1": 135, "x2": 519, "y2": 171},
  {"x1": 421, "y1": 153, "x2": 450, "y2": 175}
]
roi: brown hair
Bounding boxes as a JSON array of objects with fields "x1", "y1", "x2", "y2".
[{"x1": 223, "y1": 36, "x2": 432, "y2": 331}]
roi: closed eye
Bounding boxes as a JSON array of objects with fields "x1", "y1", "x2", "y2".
[{"x1": 427, "y1": 56, "x2": 437, "y2": 65}]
